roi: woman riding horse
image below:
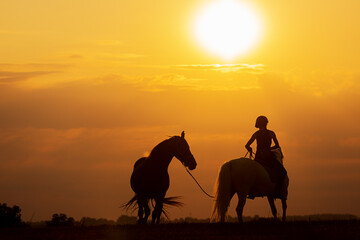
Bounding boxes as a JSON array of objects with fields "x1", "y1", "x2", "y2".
[{"x1": 245, "y1": 116, "x2": 287, "y2": 198}]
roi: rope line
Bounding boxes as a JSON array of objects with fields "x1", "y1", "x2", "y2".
[
  {"x1": 184, "y1": 151, "x2": 254, "y2": 199},
  {"x1": 183, "y1": 166, "x2": 214, "y2": 199}
]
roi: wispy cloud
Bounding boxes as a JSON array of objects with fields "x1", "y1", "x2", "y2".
[
  {"x1": 138, "y1": 74, "x2": 204, "y2": 91},
  {"x1": 0, "y1": 63, "x2": 68, "y2": 70},
  {"x1": 114, "y1": 63, "x2": 265, "y2": 91},
  {"x1": 282, "y1": 70, "x2": 360, "y2": 96},
  {"x1": 137, "y1": 73, "x2": 259, "y2": 91},
  {"x1": 61, "y1": 52, "x2": 145, "y2": 63},
  {"x1": 68, "y1": 54, "x2": 84, "y2": 59},
  {"x1": 95, "y1": 52, "x2": 145, "y2": 61},
  {"x1": 0, "y1": 71, "x2": 59, "y2": 83},
  {"x1": 0, "y1": 63, "x2": 70, "y2": 87},
  {"x1": 174, "y1": 63, "x2": 265, "y2": 73}
]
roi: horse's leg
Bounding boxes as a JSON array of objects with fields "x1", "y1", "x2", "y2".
[
  {"x1": 281, "y1": 199, "x2": 287, "y2": 221},
  {"x1": 236, "y1": 193, "x2": 247, "y2": 223},
  {"x1": 143, "y1": 200, "x2": 151, "y2": 223},
  {"x1": 218, "y1": 191, "x2": 235, "y2": 223},
  {"x1": 220, "y1": 212, "x2": 225, "y2": 223},
  {"x1": 152, "y1": 197, "x2": 164, "y2": 224},
  {"x1": 137, "y1": 197, "x2": 146, "y2": 224},
  {"x1": 267, "y1": 197, "x2": 277, "y2": 220}
]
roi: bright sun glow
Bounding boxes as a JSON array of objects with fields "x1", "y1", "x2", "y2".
[{"x1": 194, "y1": 0, "x2": 261, "y2": 60}]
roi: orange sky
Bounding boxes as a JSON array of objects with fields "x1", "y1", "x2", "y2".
[{"x1": 0, "y1": 0, "x2": 359, "y2": 221}]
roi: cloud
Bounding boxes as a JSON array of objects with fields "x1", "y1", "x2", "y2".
[
  {"x1": 338, "y1": 137, "x2": 360, "y2": 148},
  {"x1": 282, "y1": 69, "x2": 360, "y2": 96},
  {"x1": 68, "y1": 54, "x2": 84, "y2": 59},
  {"x1": 0, "y1": 63, "x2": 70, "y2": 88},
  {"x1": 174, "y1": 63, "x2": 265, "y2": 73},
  {"x1": 95, "y1": 52, "x2": 145, "y2": 61},
  {"x1": 0, "y1": 71, "x2": 59, "y2": 84},
  {"x1": 0, "y1": 63, "x2": 68, "y2": 85},
  {"x1": 139, "y1": 74, "x2": 204, "y2": 91},
  {"x1": 137, "y1": 73, "x2": 259, "y2": 91},
  {"x1": 0, "y1": 63, "x2": 68, "y2": 70},
  {"x1": 0, "y1": 127, "x2": 166, "y2": 169}
]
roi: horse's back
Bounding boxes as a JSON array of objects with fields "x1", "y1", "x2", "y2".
[
  {"x1": 130, "y1": 157, "x2": 169, "y2": 197},
  {"x1": 226, "y1": 158, "x2": 275, "y2": 197},
  {"x1": 227, "y1": 157, "x2": 267, "y2": 178},
  {"x1": 133, "y1": 157, "x2": 146, "y2": 169}
]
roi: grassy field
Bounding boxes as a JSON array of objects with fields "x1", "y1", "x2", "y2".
[{"x1": 1, "y1": 220, "x2": 359, "y2": 240}]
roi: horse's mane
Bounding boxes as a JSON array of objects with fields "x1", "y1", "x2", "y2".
[
  {"x1": 148, "y1": 136, "x2": 179, "y2": 158},
  {"x1": 271, "y1": 148, "x2": 284, "y2": 165}
]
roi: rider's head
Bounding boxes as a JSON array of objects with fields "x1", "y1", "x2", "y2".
[{"x1": 255, "y1": 116, "x2": 268, "y2": 129}]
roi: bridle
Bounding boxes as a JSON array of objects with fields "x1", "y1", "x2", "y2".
[{"x1": 174, "y1": 137, "x2": 191, "y2": 167}]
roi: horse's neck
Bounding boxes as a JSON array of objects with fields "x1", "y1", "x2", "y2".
[
  {"x1": 272, "y1": 148, "x2": 284, "y2": 165},
  {"x1": 147, "y1": 140, "x2": 175, "y2": 169}
]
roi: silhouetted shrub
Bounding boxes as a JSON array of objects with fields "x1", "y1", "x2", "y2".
[
  {"x1": 0, "y1": 203, "x2": 23, "y2": 228},
  {"x1": 46, "y1": 213, "x2": 75, "y2": 227},
  {"x1": 116, "y1": 215, "x2": 137, "y2": 225},
  {"x1": 80, "y1": 217, "x2": 116, "y2": 226}
]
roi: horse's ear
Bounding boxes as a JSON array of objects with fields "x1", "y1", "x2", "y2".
[{"x1": 181, "y1": 131, "x2": 185, "y2": 138}]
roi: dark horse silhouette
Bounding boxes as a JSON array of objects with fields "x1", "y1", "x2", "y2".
[{"x1": 124, "y1": 131, "x2": 197, "y2": 224}]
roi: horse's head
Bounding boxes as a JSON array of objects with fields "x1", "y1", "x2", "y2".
[
  {"x1": 271, "y1": 148, "x2": 284, "y2": 165},
  {"x1": 173, "y1": 131, "x2": 197, "y2": 170}
]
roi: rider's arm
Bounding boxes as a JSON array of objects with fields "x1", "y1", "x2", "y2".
[
  {"x1": 270, "y1": 131, "x2": 280, "y2": 150},
  {"x1": 245, "y1": 133, "x2": 256, "y2": 152}
]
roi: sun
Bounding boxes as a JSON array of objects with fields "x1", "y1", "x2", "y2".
[{"x1": 194, "y1": 0, "x2": 261, "y2": 60}]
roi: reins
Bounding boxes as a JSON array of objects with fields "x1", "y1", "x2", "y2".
[
  {"x1": 174, "y1": 137, "x2": 215, "y2": 199},
  {"x1": 183, "y1": 151, "x2": 254, "y2": 199},
  {"x1": 244, "y1": 150, "x2": 255, "y2": 159},
  {"x1": 183, "y1": 164, "x2": 214, "y2": 199}
]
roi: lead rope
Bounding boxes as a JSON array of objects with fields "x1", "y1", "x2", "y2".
[
  {"x1": 175, "y1": 138, "x2": 215, "y2": 199},
  {"x1": 183, "y1": 151, "x2": 255, "y2": 199},
  {"x1": 183, "y1": 164, "x2": 215, "y2": 199}
]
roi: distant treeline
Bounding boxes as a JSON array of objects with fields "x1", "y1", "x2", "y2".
[
  {"x1": 30, "y1": 215, "x2": 138, "y2": 227},
  {"x1": 170, "y1": 214, "x2": 359, "y2": 223},
  {"x1": 28, "y1": 214, "x2": 359, "y2": 227},
  {"x1": 1, "y1": 202, "x2": 357, "y2": 228}
]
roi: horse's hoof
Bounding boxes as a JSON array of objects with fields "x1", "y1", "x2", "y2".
[{"x1": 137, "y1": 219, "x2": 146, "y2": 224}]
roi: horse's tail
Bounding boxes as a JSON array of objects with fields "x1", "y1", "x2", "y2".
[
  {"x1": 163, "y1": 196, "x2": 183, "y2": 207},
  {"x1": 121, "y1": 195, "x2": 183, "y2": 218},
  {"x1": 121, "y1": 195, "x2": 138, "y2": 211},
  {"x1": 161, "y1": 196, "x2": 183, "y2": 219},
  {"x1": 210, "y1": 161, "x2": 233, "y2": 222}
]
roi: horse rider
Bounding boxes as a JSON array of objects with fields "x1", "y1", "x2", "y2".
[{"x1": 245, "y1": 116, "x2": 287, "y2": 198}]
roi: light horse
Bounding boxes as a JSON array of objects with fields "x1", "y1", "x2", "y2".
[
  {"x1": 211, "y1": 149, "x2": 289, "y2": 223},
  {"x1": 124, "y1": 131, "x2": 197, "y2": 224}
]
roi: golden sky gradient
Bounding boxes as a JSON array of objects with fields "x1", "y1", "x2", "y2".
[{"x1": 0, "y1": 0, "x2": 359, "y2": 221}]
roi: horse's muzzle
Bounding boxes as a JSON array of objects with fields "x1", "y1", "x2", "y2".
[
  {"x1": 186, "y1": 155, "x2": 197, "y2": 170},
  {"x1": 188, "y1": 163, "x2": 197, "y2": 170}
]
